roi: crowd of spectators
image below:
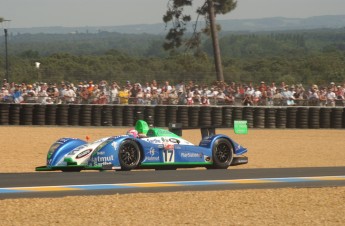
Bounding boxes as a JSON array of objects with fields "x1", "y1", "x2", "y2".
[{"x1": 1, "y1": 78, "x2": 345, "y2": 107}]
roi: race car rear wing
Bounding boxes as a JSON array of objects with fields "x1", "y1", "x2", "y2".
[
  {"x1": 168, "y1": 123, "x2": 216, "y2": 139},
  {"x1": 168, "y1": 120, "x2": 248, "y2": 138}
]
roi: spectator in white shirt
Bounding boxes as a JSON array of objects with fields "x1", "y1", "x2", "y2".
[
  {"x1": 326, "y1": 88, "x2": 336, "y2": 107},
  {"x1": 37, "y1": 89, "x2": 49, "y2": 104},
  {"x1": 253, "y1": 87, "x2": 262, "y2": 106},
  {"x1": 109, "y1": 82, "x2": 120, "y2": 104},
  {"x1": 62, "y1": 85, "x2": 76, "y2": 103}
]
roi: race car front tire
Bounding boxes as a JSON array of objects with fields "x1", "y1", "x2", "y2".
[
  {"x1": 118, "y1": 140, "x2": 141, "y2": 171},
  {"x1": 208, "y1": 138, "x2": 234, "y2": 169}
]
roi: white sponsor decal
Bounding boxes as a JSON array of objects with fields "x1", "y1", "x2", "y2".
[
  {"x1": 148, "y1": 148, "x2": 156, "y2": 156},
  {"x1": 76, "y1": 149, "x2": 92, "y2": 159},
  {"x1": 146, "y1": 156, "x2": 160, "y2": 161},
  {"x1": 181, "y1": 153, "x2": 202, "y2": 158},
  {"x1": 169, "y1": 138, "x2": 179, "y2": 143},
  {"x1": 92, "y1": 155, "x2": 114, "y2": 165},
  {"x1": 146, "y1": 148, "x2": 159, "y2": 161},
  {"x1": 144, "y1": 138, "x2": 162, "y2": 144}
]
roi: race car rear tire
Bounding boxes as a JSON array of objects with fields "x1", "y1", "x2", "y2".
[
  {"x1": 118, "y1": 140, "x2": 141, "y2": 171},
  {"x1": 208, "y1": 138, "x2": 234, "y2": 169}
]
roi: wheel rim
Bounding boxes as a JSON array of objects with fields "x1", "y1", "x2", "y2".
[
  {"x1": 215, "y1": 143, "x2": 231, "y2": 163},
  {"x1": 120, "y1": 143, "x2": 139, "y2": 166}
]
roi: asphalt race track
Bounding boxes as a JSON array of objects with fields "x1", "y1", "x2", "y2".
[{"x1": 1, "y1": 167, "x2": 345, "y2": 199}]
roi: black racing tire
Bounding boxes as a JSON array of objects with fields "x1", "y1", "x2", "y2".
[
  {"x1": 208, "y1": 138, "x2": 234, "y2": 169},
  {"x1": 118, "y1": 139, "x2": 141, "y2": 171}
]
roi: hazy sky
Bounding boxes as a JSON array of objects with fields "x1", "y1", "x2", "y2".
[{"x1": 1, "y1": 0, "x2": 345, "y2": 28}]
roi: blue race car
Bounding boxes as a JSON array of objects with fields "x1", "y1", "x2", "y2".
[{"x1": 35, "y1": 120, "x2": 248, "y2": 172}]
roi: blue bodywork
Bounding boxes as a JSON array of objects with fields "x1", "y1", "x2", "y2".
[
  {"x1": 88, "y1": 134, "x2": 247, "y2": 169},
  {"x1": 37, "y1": 132, "x2": 248, "y2": 171},
  {"x1": 47, "y1": 138, "x2": 87, "y2": 166}
]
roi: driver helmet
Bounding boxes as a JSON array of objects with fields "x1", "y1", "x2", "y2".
[{"x1": 126, "y1": 129, "x2": 138, "y2": 138}]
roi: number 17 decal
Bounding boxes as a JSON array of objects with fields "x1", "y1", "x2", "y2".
[{"x1": 163, "y1": 150, "x2": 175, "y2": 163}]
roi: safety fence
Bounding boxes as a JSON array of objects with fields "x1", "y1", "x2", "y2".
[{"x1": 0, "y1": 103, "x2": 345, "y2": 129}]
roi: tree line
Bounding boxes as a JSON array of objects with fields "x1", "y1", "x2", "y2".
[{"x1": 0, "y1": 28, "x2": 344, "y2": 86}]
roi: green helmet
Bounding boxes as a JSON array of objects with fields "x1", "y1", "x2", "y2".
[{"x1": 135, "y1": 120, "x2": 149, "y2": 134}]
